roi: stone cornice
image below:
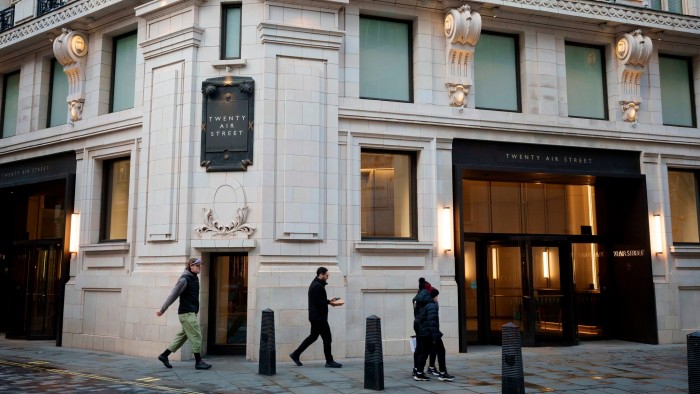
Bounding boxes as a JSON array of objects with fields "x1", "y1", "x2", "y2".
[
  {"x1": 0, "y1": 0, "x2": 119, "y2": 50},
  {"x1": 258, "y1": 21, "x2": 344, "y2": 50},
  {"x1": 493, "y1": 0, "x2": 700, "y2": 33}
]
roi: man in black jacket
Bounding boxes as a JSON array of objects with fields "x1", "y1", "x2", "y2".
[
  {"x1": 155, "y1": 257, "x2": 212, "y2": 370},
  {"x1": 289, "y1": 267, "x2": 342, "y2": 368}
]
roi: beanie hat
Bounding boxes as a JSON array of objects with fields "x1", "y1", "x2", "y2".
[
  {"x1": 430, "y1": 288, "x2": 440, "y2": 298},
  {"x1": 419, "y1": 277, "x2": 433, "y2": 292}
]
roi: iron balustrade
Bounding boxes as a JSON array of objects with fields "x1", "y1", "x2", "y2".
[
  {"x1": 0, "y1": 6, "x2": 13, "y2": 32},
  {"x1": 37, "y1": 0, "x2": 68, "y2": 17}
]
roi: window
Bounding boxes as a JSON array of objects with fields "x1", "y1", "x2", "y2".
[
  {"x1": 360, "y1": 150, "x2": 416, "y2": 239},
  {"x1": 659, "y1": 55, "x2": 695, "y2": 127},
  {"x1": 359, "y1": 16, "x2": 412, "y2": 102},
  {"x1": 650, "y1": 0, "x2": 683, "y2": 13},
  {"x1": 221, "y1": 4, "x2": 241, "y2": 59},
  {"x1": 101, "y1": 158, "x2": 131, "y2": 241},
  {"x1": 668, "y1": 170, "x2": 700, "y2": 243},
  {"x1": 110, "y1": 32, "x2": 137, "y2": 113},
  {"x1": 475, "y1": 32, "x2": 520, "y2": 112},
  {"x1": 565, "y1": 43, "x2": 607, "y2": 120},
  {"x1": 48, "y1": 59, "x2": 68, "y2": 127},
  {"x1": 1, "y1": 71, "x2": 19, "y2": 138}
]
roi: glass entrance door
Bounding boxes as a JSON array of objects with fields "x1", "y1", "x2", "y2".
[
  {"x1": 6, "y1": 241, "x2": 63, "y2": 339},
  {"x1": 208, "y1": 254, "x2": 248, "y2": 355},
  {"x1": 484, "y1": 240, "x2": 575, "y2": 345}
]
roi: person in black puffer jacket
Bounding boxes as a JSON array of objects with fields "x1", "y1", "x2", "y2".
[
  {"x1": 412, "y1": 278, "x2": 433, "y2": 380},
  {"x1": 418, "y1": 288, "x2": 455, "y2": 382}
]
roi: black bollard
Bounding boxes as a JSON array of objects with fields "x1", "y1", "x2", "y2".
[
  {"x1": 501, "y1": 322, "x2": 525, "y2": 394},
  {"x1": 364, "y1": 315, "x2": 384, "y2": 391},
  {"x1": 258, "y1": 308, "x2": 276, "y2": 376},
  {"x1": 689, "y1": 331, "x2": 700, "y2": 394}
]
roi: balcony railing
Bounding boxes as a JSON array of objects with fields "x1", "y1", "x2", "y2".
[
  {"x1": 37, "y1": 0, "x2": 68, "y2": 17},
  {"x1": 0, "y1": 6, "x2": 13, "y2": 32}
]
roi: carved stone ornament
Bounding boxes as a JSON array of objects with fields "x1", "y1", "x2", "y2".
[
  {"x1": 444, "y1": 5, "x2": 481, "y2": 108},
  {"x1": 616, "y1": 30, "x2": 652, "y2": 123},
  {"x1": 194, "y1": 182, "x2": 255, "y2": 238},
  {"x1": 52, "y1": 28, "x2": 89, "y2": 123}
]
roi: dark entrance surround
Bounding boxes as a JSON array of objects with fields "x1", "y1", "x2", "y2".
[
  {"x1": 0, "y1": 152, "x2": 75, "y2": 345},
  {"x1": 453, "y1": 140, "x2": 658, "y2": 351},
  {"x1": 207, "y1": 253, "x2": 248, "y2": 355}
]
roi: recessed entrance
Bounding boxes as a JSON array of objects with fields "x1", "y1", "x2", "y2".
[{"x1": 207, "y1": 253, "x2": 248, "y2": 355}]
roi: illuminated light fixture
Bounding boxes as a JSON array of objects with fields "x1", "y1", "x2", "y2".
[
  {"x1": 439, "y1": 207, "x2": 452, "y2": 252},
  {"x1": 653, "y1": 214, "x2": 663, "y2": 254},
  {"x1": 69, "y1": 213, "x2": 80, "y2": 254},
  {"x1": 491, "y1": 248, "x2": 498, "y2": 280},
  {"x1": 543, "y1": 248, "x2": 550, "y2": 279}
]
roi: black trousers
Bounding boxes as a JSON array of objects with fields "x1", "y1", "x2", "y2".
[
  {"x1": 292, "y1": 320, "x2": 334, "y2": 362},
  {"x1": 416, "y1": 336, "x2": 446, "y2": 372}
]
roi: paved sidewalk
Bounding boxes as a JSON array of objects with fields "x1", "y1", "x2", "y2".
[{"x1": 0, "y1": 338, "x2": 690, "y2": 393}]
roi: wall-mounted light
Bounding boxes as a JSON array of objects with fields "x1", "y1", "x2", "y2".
[
  {"x1": 491, "y1": 248, "x2": 498, "y2": 280},
  {"x1": 439, "y1": 207, "x2": 452, "y2": 252},
  {"x1": 69, "y1": 213, "x2": 80, "y2": 254},
  {"x1": 653, "y1": 214, "x2": 663, "y2": 254},
  {"x1": 543, "y1": 248, "x2": 550, "y2": 279}
]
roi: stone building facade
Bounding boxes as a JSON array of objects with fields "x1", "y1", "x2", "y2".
[{"x1": 1, "y1": 0, "x2": 699, "y2": 361}]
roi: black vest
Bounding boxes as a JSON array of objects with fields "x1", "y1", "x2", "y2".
[{"x1": 178, "y1": 272, "x2": 200, "y2": 314}]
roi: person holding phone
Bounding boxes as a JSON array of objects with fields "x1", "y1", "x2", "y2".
[{"x1": 289, "y1": 267, "x2": 343, "y2": 368}]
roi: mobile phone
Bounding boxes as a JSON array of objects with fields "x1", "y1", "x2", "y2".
[{"x1": 332, "y1": 297, "x2": 340, "y2": 301}]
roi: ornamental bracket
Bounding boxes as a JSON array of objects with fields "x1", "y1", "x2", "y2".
[
  {"x1": 52, "y1": 28, "x2": 89, "y2": 123},
  {"x1": 444, "y1": 5, "x2": 481, "y2": 109},
  {"x1": 616, "y1": 30, "x2": 652, "y2": 123}
]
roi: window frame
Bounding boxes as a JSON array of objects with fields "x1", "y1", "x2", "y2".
[
  {"x1": 474, "y1": 30, "x2": 522, "y2": 113},
  {"x1": 658, "y1": 54, "x2": 697, "y2": 128},
  {"x1": 109, "y1": 31, "x2": 137, "y2": 113},
  {"x1": 649, "y1": 0, "x2": 683, "y2": 14},
  {"x1": 99, "y1": 157, "x2": 131, "y2": 243},
  {"x1": 220, "y1": 3, "x2": 242, "y2": 60},
  {"x1": 564, "y1": 42, "x2": 609, "y2": 121},
  {"x1": 360, "y1": 148, "x2": 418, "y2": 241},
  {"x1": 359, "y1": 15, "x2": 414, "y2": 103},
  {"x1": 1, "y1": 70, "x2": 20, "y2": 139},
  {"x1": 668, "y1": 169, "x2": 700, "y2": 245}
]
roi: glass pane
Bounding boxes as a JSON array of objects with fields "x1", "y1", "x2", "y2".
[
  {"x1": 572, "y1": 243, "x2": 604, "y2": 337},
  {"x1": 475, "y1": 33, "x2": 519, "y2": 111},
  {"x1": 565, "y1": 45, "x2": 606, "y2": 119},
  {"x1": 112, "y1": 33, "x2": 137, "y2": 112},
  {"x1": 649, "y1": 0, "x2": 662, "y2": 9},
  {"x1": 462, "y1": 180, "x2": 490, "y2": 232},
  {"x1": 488, "y1": 245, "x2": 522, "y2": 334},
  {"x1": 2, "y1": 72, "x2": 20, "y2": 138},
  {"x1": 360, "y1": 17, "x2": 410, "y2": 101},
  {"x1": 214, "y1": 255, "x2": 247, "y2": 346},
  {"x1": 668, "y1": 171, "x2": 700, "y2": 243},
  {"x1": 224, "y1": 7, "x2": 241, "y2": 59},
  {"x1": 565, "y1": 185, "x2": 597, "y2": 235},
  {"x1": 464, "y1": 242, "x2": 478, "y2": 342},
  {"x1": 49, "y1": 60, "x2": 68, "y2": 127},
  {"x1": 533, "y1": 246, "x2": 563, "y2": 337},
  {"x1": 491, "y1": 182, "x2": 522, "y2": 233},
  {"x1": 545, "y1": 184, "x2": 567, "y2": 234},
  {"x1": 105, "y1": 158, "x2": 130, "y2": 240},
  {"x1": 361, "y1": 151, "x2": 413, "y2": 238},
  {"x1": 659, "y1": 56, "x2": 694, "y2": 127},
  {"x1": 523, "y1": 183, "x2": 546, "y2": 233},
  {"x1": 667, "y1": 0, "x2": 683, "y2": 13}
]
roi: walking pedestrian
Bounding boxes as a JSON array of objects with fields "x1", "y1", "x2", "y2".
[
  {"x1": 417, "y1": 287, "x2": 455, "y2": 381},
  {"x1": 289, "y1": 267, "x2": 343, "y2": 368},
  {"x1": 155, "y1": 257, "x2": 212, "y2": 370},
  {"x1": 412, "y1": 278, "x2": 433, "y2": 379}
]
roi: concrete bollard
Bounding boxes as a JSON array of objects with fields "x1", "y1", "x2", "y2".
[
  {"x1": 258, "y1": 308, "x2": 276, "y2": 376},
  {"x1": 364, "y1": 315, "x2": 384, "y2": 391},
  {"x1": 689, "y1": 331, "x2": 700, "y2": 394},
  {"x1": 502, "y1": 322, "x2": 525, "y2": 394}
]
